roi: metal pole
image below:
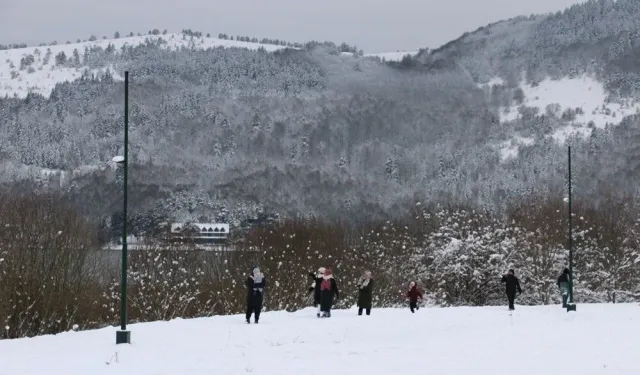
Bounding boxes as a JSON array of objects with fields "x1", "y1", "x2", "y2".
[
  {"x1": 116, "y1": 71, "x2": 132, "y2": 343},
  {"x1": 567, "y1": 145, "x2": 576, "y2": 311}
]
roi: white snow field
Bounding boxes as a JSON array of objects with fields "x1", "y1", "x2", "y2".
[
  {"x1": 479, "y1": 74, "x2": 640, "y2": 161},
  {"x1": 1, "y1": 303, "x2": 639, "y2": 375}
]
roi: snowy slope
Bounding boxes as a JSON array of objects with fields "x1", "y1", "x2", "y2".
[
  {"x1": 479, "y1": 75, "x2": 640, "y2": 161},
  {"x1": 0, "y1": 33, "x2": 289, "y2": 99},
  {"x1": 2, "y1": 304, "x2": 639, "y2": 375}
]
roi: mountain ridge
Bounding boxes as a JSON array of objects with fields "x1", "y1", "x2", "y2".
[{"x1": 2, "y1": 1, "x2": 640, "y2": 232}]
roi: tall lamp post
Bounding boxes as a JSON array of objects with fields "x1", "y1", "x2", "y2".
[
  {"x1": 115, "y1": 71, "x2": 131, "y2": 343},
  {"x1": 567, "y1": 145, "x2": 577, "y2": 312}
]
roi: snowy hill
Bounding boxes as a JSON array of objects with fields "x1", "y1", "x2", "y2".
[
  {"x1": 0, "y1": 33, "x2": 289, "y2": 98},
  {"x1": 6, "y1": 0, "x2": 640, "y2": 224},
  {"x1": 2, "y1": 304, "x2": 639, "y2": 375},
  {"x1": 420, "y1": 0, "x2": 640, "y2": 160},
  {"x1": 0, "y1": 33, "x2": 414, "y2": 100}
]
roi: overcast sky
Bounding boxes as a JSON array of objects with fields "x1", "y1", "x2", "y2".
[{"x1": 2, "y1": 0, "x2": 585, "y2": 53}]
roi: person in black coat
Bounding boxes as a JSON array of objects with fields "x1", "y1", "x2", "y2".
[
  {"x1": 501, "y1": 269, "x2": 522, "y2": 311},
  {"x1": 557, "y1": 268, "x2": 571, "y2": 308},
  {"x1": 308, "y1": 267, "x2": 325, "y2": 317},
  {"x1": 319, "y1": 268, "x2": 339, "y2": 318},
  {"x1": 246, "y1": 266, "x2": 266, "y2": 324},
  {"x1": 356, "y1": 270, "x2": 374, "y2": 316}
]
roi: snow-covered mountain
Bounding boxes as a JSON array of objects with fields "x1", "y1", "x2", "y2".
[
  {"x1": 0, "y1": 33, "x2": 417, "y2": 99},
  {"x1": 419, "y1": 0, "x2": 640, "y2": 161},
  {"x1": 3, "y1": 0, "x2": 640, "y2": 226}
]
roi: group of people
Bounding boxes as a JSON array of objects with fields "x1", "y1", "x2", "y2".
[
  {"x1": 307, "y1": 267, "x2": 425, "y2": 318},
  {"x1": 244, "y1": 265, "x2": 424, "y2": 323},
  {"x1": 244, "y1": 264, "x2": 574, "y2": 323},
  {"x1": 500, "y1": 268, "x2": 573, "y2": 311}
]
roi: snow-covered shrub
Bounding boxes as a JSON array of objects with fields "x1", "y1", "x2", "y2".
[
  {"x1": 0, "y1": 194, "x2": 97, "y2": 338},
  {"x1": 418, "y1": 208, "x2": 512, "y2": 306},
  {"x1": 102, "y1": 244, "x2": 215, "y2": 323}
]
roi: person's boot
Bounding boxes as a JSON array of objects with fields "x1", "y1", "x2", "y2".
[{"x1": 246, "y1": 318, "x2": 250, "y2": 324}]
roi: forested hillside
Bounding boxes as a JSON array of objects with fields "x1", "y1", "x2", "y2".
[{"x1": 1, "y1": 0, "x2": 640, "y2": 233}]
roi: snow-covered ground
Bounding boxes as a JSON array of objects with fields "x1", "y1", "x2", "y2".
[
  {"x1": 496, "y1": 75, "x2": 640, "y2": 128},
  {"x1": 1, "y1": 303, "x2": 638, "y2": 375},
  {"x1": 0, "y1": 33, "x2": 289, "y2": 98},
  {"x1": 480, "y1": 74, "x2": 640, "y2": 160}
]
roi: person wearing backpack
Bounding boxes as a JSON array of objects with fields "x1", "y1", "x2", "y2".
[
  {"x1": 319, "y1": 268, "x2": 339, "y2": 318},
  {"x1": 246, "y1": 266, "x2": 266, "y2": 324}
]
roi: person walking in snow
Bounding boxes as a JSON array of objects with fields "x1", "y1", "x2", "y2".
[
  {"x1": 308, "y1": 267, "x2": 326, "y2": 317},
  {"x1": 406, "y1": 281, "x2": 423, "y2": 313},
  {"x1": 501, "y1": 269, "x2": 522, "y2": 311},
  {"x1": 319, "y1": 268, "x2": 339, "y2": 318},
  {"x1": 356, "y1": 270, "x2": 374, "y2": 316},
  {"x1": 246, "y1": 266, "x2": 266, "y2": 324},
  {"x1": 557, "y1": 268, "x2": 571, "y2": 308}
]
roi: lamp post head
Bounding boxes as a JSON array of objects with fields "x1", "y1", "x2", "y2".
[{"x1": 112, "y1": 156, "x2": 125, "y2": 164}]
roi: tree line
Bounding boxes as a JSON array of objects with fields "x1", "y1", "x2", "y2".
[{"x1": 0, "y1": 191, "x2": 637, "y2": 339}]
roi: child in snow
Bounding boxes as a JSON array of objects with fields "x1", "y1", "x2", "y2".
[
  {"x1": 356, "y1": 270, "x2": 374, "y2": 316},
  {"x1": 308, "y1": 267, "x2": 326, "y2": 317},
  {"x1": 557, "y1": 268, "x2": 571, "y2": 308},
  {"x1": 246, "y1": 266, "x2": 266, "y2": 324},
  {"x1": 406, "y1": 281, "x2": 423, "y2": 313},
  {"x1": 501, "y1": 269, "x2": 522, "y2": 311},
  {"x1": 319, "y1": 268, "x2": 339, "y2": 318}
]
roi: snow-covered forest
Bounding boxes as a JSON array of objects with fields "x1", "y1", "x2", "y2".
[
  {"x1": 2, "y1": 23, "x2": 640, "y2": 228},
  {"x1": 0, "y1": 193, "x2": 638, "y2": 339}
]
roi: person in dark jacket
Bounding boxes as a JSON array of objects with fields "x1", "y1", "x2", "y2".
[
  {"x1": 406, "y1": 281, "x2": 423, "y2": 313},
  {"x1": 246, "y1": 266, "x2": 266, "y2": 324},
  {"x1": 557, "y1": 268, "x2": 571, "y2": 308},
  {"x1": 308, "y1": 267, "x2": 325, "y2": 317},
  {"x1": 356, "y1": 270, "x2": 374, "y2": 316},
  {"x1": 319, "y1": 268, "x2": 339, "y2": 318},
  {"x1": 501, "y1": 269, "x2": 522, "y2": 311}
]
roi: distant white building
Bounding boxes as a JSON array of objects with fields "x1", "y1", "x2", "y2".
[
  {"x1": 168, "y1": 222, "x2": 230, "y2": 244},
  {"x1": 101, "y1": 222, "x2": 233, "y2": 251}
]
